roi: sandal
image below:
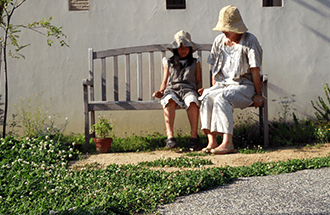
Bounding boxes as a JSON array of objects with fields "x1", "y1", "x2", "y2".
[
  {"x1": 210, "y1": 145, "x2": 235, "y2": 155},
  {"x1": 166, "y1": 138, "x2": 177, "y2": 149},
  {"x1": 188, "y1": 136, "x2": 200, "y2": 151}
]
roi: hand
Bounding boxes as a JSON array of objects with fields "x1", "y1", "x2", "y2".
[
  {"x1": 198, "y1": 88, "x2": 204, "y2": 95},
  {"x1": 152, "y1": 90, "x2": 164, "y2": 99},
  {"x1": 253, "y1": 95, "x2": 264, "y2": 108}
]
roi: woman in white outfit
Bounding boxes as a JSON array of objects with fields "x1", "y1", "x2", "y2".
[{"x1": 199, "y1": 5, "x2": 264, "y2": 154}]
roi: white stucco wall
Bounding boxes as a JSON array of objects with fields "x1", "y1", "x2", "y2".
[{"x1": 1, "y1": 0, "x2": 330, "y2": 137}]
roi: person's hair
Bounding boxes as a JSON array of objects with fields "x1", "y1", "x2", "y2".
[{"x1": 169, "y1": 46, "x2": 194, "y2": 69}]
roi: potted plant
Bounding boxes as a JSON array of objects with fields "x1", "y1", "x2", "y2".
[{"x1": 92, "y1": 115, "x2": 113, "y2": 153}]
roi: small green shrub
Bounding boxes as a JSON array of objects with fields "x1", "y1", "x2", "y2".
[
  {"x1": 138, "y1": 157, "x2": 212, "y2": 168},
  {"x1": 91, "y1": 115, "x2": 113, "y2": 138},
  {"x1": 233, "y1": 111, "x2": 262, "y2": 149},
  {"x1": 238, "y1": 145, "x2": 265, "y2": 154},
  {"x1": 314, "y1": 121, "x2": 330, "y2": 143},
  {"x1": 272, "y1": 94, "x2": 296, "y2": 123},
  {"x1": 269, "y1": 113, "x2": 316, "y2": 146},
  {"x1": 311, "y1": 83, "x2": 330, "y2": 122},
  {"x1": 269, "y1": 95, "x2": 316, "y2": 147},
  {"x1": 14, "y1": 93, "x2": 68, "y2": 139}
]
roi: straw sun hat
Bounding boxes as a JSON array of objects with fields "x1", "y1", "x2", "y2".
[
  {"x1": 167, "y1": 30, "x2": 199, "y2": 53},
  {"x1": 213, "y1": 5, "x2": 248, "y2": 34}
]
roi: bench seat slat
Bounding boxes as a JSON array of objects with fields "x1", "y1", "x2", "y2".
[{"x1": 88, "y1": 101, "x2": 162, "y2": 111}]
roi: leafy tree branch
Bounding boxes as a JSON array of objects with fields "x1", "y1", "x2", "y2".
[{"x1": 0, "y1": 0, "x2": 69, "y2": 137}]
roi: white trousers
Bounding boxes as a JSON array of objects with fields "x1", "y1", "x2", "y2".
[{"x1": 199, "y1": 83, "x2": 255, "y2": 135}]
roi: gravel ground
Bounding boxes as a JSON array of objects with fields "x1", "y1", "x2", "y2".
[{"x1": 156, "y1": 167, "x2": 330, "y2": 215}]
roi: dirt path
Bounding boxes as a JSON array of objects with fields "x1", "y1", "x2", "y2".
[{"x1": 70, "y1": 143, "x2": 330, "y2": 171}]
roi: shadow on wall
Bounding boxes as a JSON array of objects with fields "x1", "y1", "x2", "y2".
[
  {"x1": 268, "y1": 82, "x2": 314, "y2": 119},
  {"x1": 292, "y1": 0, "x2": 330, "y2": 43},
  {"x1": 293, "y1": 0, "x2": 330, "y2": 18},
  {"x1": 303, "y1": 24, "x2": 330, "y2": 43}
]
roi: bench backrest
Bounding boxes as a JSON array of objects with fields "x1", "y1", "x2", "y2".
[{"x1": 88, "y1": 44, "x2": 212, "y2": 102}]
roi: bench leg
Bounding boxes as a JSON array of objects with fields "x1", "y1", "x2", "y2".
[
  {"x1": 263, "y1": 94, "x2": 269, "y2": 148},
  {"x1": 262, "y1": 79, "x2": 269, "y2": 148},
  {"x1": 83, "y1": 85, "x2": 90, "y2": 151},
  {"x1": 259, "y1": 106, "x2": 264, "y2": 146}
]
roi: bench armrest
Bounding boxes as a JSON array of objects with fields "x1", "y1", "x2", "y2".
[{"x1": 82, "y1": 78, "x2": 93, "y2": 86}]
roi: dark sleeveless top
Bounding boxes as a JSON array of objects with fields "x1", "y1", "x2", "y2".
[{"x1": 163, "y1": 58, "x2": 199, "y2": 100}]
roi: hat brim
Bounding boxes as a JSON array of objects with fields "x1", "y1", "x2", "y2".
[
  {"x1": 213, "y1": 24, "x2": 247, "y2": 34},
  {"x1": 167, "y1": 39, "x2": 199, "y2": 53}
]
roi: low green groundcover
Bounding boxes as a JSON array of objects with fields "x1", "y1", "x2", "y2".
[{"x1": 1, "y1": 136, "x2": 330, "y2": 214}]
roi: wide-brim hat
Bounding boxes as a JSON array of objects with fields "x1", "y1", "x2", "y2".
[
  {"x1": 167, "y1": 30, "x2": 199, "y2": 53},
  {"x1": 213, "y1": 5, "x2": 248, "y2": 34}
]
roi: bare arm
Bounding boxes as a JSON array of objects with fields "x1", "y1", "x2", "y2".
[
  {"x1": 153, "y1": 64, "x2": 169, "y2": 98},
  {"x1": 251, "y1": 67, "x2": 264, "y2": 108},
  {"x1": 195, "y1": 62, "x2": 204, "y2": 95}
]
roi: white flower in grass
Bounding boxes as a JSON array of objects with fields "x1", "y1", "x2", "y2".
[
  {"x1": 29, "y1": 192, "x2": 33, "y2": 195},
  {"x1": 70, "y1": 148, "x2": 73, "y2": 152},
  {"x1": 69, "y1": 154, "x2": 72, "y2": 158},
  {"x1": 91, "y1": 207, "x2": 95, "y2": 210},
  {"x1": 49, "y1": 210, "x2": 56, "y2": 215},
  {"x1": 65, "y1": 117, "x2": 68, "y2": 120},
  {"x1": 0, "y1": 196, "x2": 2, "y2": 200},
  {"x1": 72, "y1": 142, "x2": 76, "y2": 146},
  {"x1": 45, "y1": 136, "x2": 49, "y2": 140}
]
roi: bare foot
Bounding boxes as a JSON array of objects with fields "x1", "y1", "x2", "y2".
[{"x1": 216, "y1": 141, "x2": 234, "y2": 151}]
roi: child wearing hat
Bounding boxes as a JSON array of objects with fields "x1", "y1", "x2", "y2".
[
  {"x1": 199, "y1": 5, "x2": 264, "y2": 154},
  {"x1": 153, "y1": 30, "x2": 203, "y2": 150}
]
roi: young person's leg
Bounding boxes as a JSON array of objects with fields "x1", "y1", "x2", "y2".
[
  {"x1": 186, "y1": 102, "x2": 199, "y2": 138},
  {"x1": 164, "y1": 99, "x2": 176, "y2": 138}
]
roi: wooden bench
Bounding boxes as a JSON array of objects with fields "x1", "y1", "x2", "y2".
[{"x1": 83, "y1": 44, "x2": 269, "y2": 150}]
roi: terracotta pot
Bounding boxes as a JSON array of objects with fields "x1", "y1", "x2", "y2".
[{"x1": 93, "y1": 138, "x2": 113, "y2": 153}]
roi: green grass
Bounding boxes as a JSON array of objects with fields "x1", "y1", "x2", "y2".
[{"x1": 1, "y1": 135, "x2": 330, "y2": 214}]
